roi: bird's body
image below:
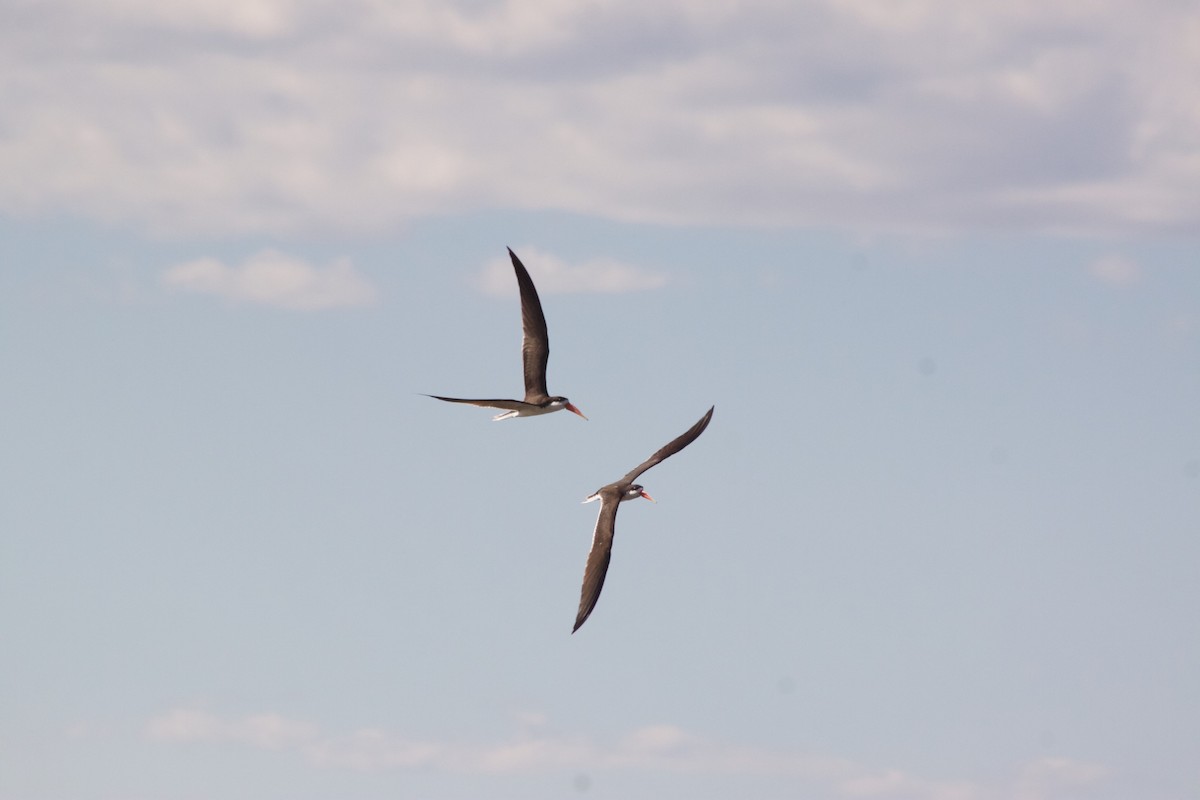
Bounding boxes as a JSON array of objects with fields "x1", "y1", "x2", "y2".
[
  {"x1": 424, "y1": 395, "x2": 576, "y2": 420},
  {"x1": 427, "y1": 248, "x2": 586, "y2": 421},
  {"x1": 573, "y1": 406, "x2": 715, "y2": 633}
]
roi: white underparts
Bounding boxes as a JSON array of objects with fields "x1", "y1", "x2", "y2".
[{"x1": 492, "y1": 404, "x2": 561, "y2": 421}]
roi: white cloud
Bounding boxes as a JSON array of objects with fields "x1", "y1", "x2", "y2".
[
  {"x1": 146, "y1": 708, "x2": 318, "y2": 750},
  {"x1": 162, "y1": 249, "x2": 378, "y2": 309},
  {"x1": 101, "y1": 0, "x2": 299, "y2": 39},
  {"x1": 839, "y1": 768, "x2": 981, "y2": 800},
  {"x1": 3, "y1": 0, "x2": 1197, "y2": 237},
  {"x1": 1087, "y1": 253, "x2": 1141, "y2": 286},
  {"x1": 304, "y1": 728, "x2": 445, "y2": 770},
  {"x1": 1014, "y1": 756, "x2": 1110, "y2": 800},
  {"x1": 143, "y1": 707, "x2": 853, "y2": 779},
  {"x1": 618, "y1": 723, "x2": 695, "y2": 752},
  {"x1": 479, "y1": 247, "x2": 667, "y2": 295},
  {"x1": 142, "y1": 708, "x2": 1111, "y2": 800}
]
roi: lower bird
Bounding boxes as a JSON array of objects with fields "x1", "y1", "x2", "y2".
[{"x1": 573, "y1": 406, "x2": 715, "y2": 633}]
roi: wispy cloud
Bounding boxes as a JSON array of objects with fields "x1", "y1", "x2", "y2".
[
  {"x1": 144, "y1": 707, "x2": 851, "y2": 778},
  {"x1": 838, "y1": 769, "x2": 980, "y2": 800},
  {"x1": 1014, "y1": 756, "x2": 1110, "y2": 800},
  {"x1": 162, "y1": 249, "x2": 378, "y2": 309},
  {"x1": 1087, "y1": 253, "x2": 1141, "y2": 287},
  {"x1": 145, "y1": 708, "x2": 319, "y2": 750},
  {"x1": 143, "y1": 708, "x2": 1110, "y2": 800},
  {"x1": 478, "y1": 247, "x2": 667, "y2": 295}
]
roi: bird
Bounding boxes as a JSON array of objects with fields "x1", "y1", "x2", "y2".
[
  {"x1": 573, "y1": 406, "x2": 714, "y2": 632},
  {"x1": 426, "y1": 247, "x2": 587, "y2": 421}
]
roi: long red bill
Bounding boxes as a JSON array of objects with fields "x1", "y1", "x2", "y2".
[
  {"x1": 566, "y1": 403, "x2": 588, "y2": 420},
  {"x1": 639, "y1": 490, "x2": 656, "y2": 503}
]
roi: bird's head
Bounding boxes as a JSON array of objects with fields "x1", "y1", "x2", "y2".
[
  {"x1": 623, "y1": 484, "x2": 655, "y2": 503},
  {"x1": 548, "y1": 397, "x2": 587, "y2": 419}
]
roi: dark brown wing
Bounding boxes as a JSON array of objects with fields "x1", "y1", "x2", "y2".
[
  {"x1": 573, "y1": 492, "x2": 621, "y2": 633},
  {"x1": 424, "y1": 395, "x2": 535, "y2": 412},
  {"x1": 508, "y1": 248, "x2": 551, "y2": 402},
  {"x1": 619, "y1": 406, "x2": 715, "y2": 485}
]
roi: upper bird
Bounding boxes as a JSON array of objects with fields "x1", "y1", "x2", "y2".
[
  {"x1": 427, "y1": 247, "x2": 587, "y2": 421},
  {"x1": 573, "y1": 406, "x2": 714, "y2": 633}
]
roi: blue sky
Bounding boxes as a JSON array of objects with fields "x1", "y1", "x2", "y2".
[{"x1": 2, "y1": 2, "x2": 1198, "y2": 799}]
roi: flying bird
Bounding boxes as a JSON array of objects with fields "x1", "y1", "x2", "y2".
[
  {"x1": 573, "y1": 406, "x2": 715, "y2": 633},
  {"x1": 427, "y1": 248, "x2": 587, "y2": 421}
]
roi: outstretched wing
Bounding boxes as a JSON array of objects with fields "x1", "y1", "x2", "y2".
[
  {"x1": 619, "y1": 406, "x2": 715, "y2": 485},
  {"x1": 573, "y1": 494, "x2": 620, "y2": 633},
  {"x1": 508, "y1": 248, "x2": 551, "y2": 402},
  {"x1": 424, "y1": 395, "x2": 534, "y2": 412}
]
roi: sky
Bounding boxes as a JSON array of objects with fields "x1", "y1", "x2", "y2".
[{"x1": 1, "y1": 2, "x2": 1199, "y2": 799}]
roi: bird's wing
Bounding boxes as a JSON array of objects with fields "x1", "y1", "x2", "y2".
[
  {"x1": 424, "y1": 395, "x2": 536, "y2": 412},
  {"x1": 619, "y1": 406, "x2": 715, "y2": 485},
  {"x1": 508, "y1": 248, "x2": 551, "y2": 402},
  {"x1": 573, "y1": 493, "x2": 621, "y2": 633}
]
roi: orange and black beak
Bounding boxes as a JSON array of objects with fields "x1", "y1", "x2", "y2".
[
  {"x1": 565, "y1": 402, "x2": 588, "y2": 420},
  {"x1": 639, "y1": 490, "x2": 656, "y2": 503}
]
